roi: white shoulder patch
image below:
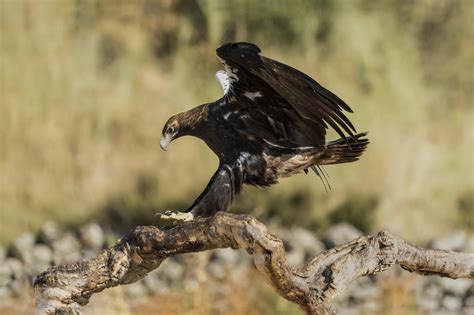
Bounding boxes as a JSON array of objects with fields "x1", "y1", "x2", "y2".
[
  {"x1": 215, "y1": 70, "x2": 230, "y2": 95},
  {"x1": 243, "y1": 91, "x2": 263, "y2": 100},
  {"x1": 216, "y1": 59, "x2": 240, "y2": 97}
]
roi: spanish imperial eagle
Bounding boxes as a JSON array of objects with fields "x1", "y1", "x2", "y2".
[{"x1": 159, "y1": 42, "x2": 368, "y2": 221}]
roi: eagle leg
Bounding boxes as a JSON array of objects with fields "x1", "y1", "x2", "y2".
[
  {"x1": 156, "y1": 210, "x2": 194, "y2": 223},
  {"x1": 187, "y1": 164, "x2": 241, "y2": 217}
]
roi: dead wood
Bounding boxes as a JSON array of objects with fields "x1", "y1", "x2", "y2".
[{"x1": 34, "y1": 212, "x2": 474, "y2": 315}]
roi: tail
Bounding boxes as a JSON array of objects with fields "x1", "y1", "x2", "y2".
[{"x1": 317, "y1": 132, "x2": 369, "y2": 165}]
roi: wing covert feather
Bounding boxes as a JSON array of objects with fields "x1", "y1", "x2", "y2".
[{"x1": 216, "y1": 42, "x2": 357, "y2": 147}]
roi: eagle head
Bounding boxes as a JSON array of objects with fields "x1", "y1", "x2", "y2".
[
  {"x1": 216, "y1": 42, "x2": 261, "y2": 56},
  {"x1": 160, "y1": 117, "x2": 180, "y2": 151},
  {"x1": 161, "y1": 104, "x2": 209, "y2": 151},
  {"x1": 216, "y1": 42, "x2": 261, "y2": 66}
]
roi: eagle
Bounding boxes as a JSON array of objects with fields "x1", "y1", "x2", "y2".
[{"x1": 159, "y1": 42, "x2": 368, "y2": 221}]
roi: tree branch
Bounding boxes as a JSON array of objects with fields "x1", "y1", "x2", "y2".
[{"x1": 34, "y1": 212, "x2": 474, "y2": 315}]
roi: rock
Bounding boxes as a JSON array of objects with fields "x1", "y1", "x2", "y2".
[
  {"x1": 3, "y1": 258, "x2": 25, "y2": 280},
  {"x1": 208, "y1": 261, "x2": 226, "y2": 279},
  {"x1": 334, "y1": 284, "x2": 353, "y2": 303},
  {"x1": 423, "y1": 281, "x2": 443, "y2": 300},
  {"x1": 11, "y1": 233, "x2": 35, "y2": 264},
  {"x1": 0, "y1": 263, "x2": 10, "y2": 287},
  {"x1": 143, "y1": 271, "x2": 168, "y2": 294},
  {"x1": 463, "y1": 307, "x2": 474, "y2": 315},
  {"x1": 323, "y1": 223, "x2": 363, "y2": 248},
  {"x1": 430, "y1": 311, "x2": 461, "y2": 315},
  {"x1": 38, "y1": 221, "x2": 63, "y2": 244},
  {"x1": 350, "y1": 284, "x2": 380, "y2": 301},
  {"x1": 286, "y1": 228, "x2": 325, "y2": 263},
  {"x1": 361, "y1": 300, "x2": 380, "y2": 313},
  {"x1": 212, "y1": 248, "x2": 240, "y2": 265},
  {"x1": 283, "y1": 232, "x2": 306, "y2": 266},
  {"x1": 0, "y1": 246, "x2": 6, "y2": 263},
  {"x1": 31, "y1": 244, "x2": 53, "y2": 275},
  {"x1": 33, "y1": 244, "x2": 53, "y2": 263},
  {"x1": 431, "y1": 231, "x2": 466, "y2": 251},
  {"x1": 411, "y1": 275, "x2": 429, "y2": 295},
  {"x1": 414, "y1": 277, "x2": 443, "y2": 314},
  {"x1": 157, "y1": 260, "x2": 185, "y2": 285},
  {"x1": 438, "y1": 278, "x2": 472, "y2": 296},
  {"x1": 52, "y1": 232, "x2": 81, "y2": 264},
  {"x1": 83, "y1": 286, "x2": 131, "y2": 315},
  {"x1": 417, "y1": 297, "x2": 440, "y2": 311},
  {"x1": 124, "y1": 281, "x2": 148, "y2": 305},
  {"x1": 465, "y1": 295, "x2": 474, "y2": 307},
  {"x1": 81, "y1": 248, "x2": 100, "y2": 260},
  {"x1": 80, "y1": 223, "x2": 105, "y2": 250},
  {"x1": 0, "y1": 286, "x2": 11, "y2": 306},
  {"x1": 337, "y1": 307, "x2": 360, "y2": 315},
  {"x1": 336, "y1": 277, "x2": 373, "y2": 303},
  {"x1": 286, "y1": 250, "x2": 305, "y2": 266},
  {"x1": 105, "y1": 232, "x2": 120, "y2": 247},
  {"x1": 465, "y1": 236, "x2": 474, "y2": 253},
  {"x1": 227, "y1": 264, "x2": 247, "y2": 283},
  {"x1": 442, "y1": 295, "x2": 463, "y2": 312},
  {"x1": 8, "y1": 279, "x2": 27, "y2": 297}
]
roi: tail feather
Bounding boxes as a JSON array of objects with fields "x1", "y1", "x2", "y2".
[
  {"x1": 317, "y1": 132, "x2": 369, "y2": 165},
  {"x1": 311, "y1": 165, "x2": 331, "y2": 192}
]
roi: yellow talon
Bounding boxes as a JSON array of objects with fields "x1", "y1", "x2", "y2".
[{"x1": 156, "y1": 210, "x2": 194, "y2": 223}]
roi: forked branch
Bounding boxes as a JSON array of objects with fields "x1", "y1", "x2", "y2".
[{"x1": 34, "y1": 212, "x2": 474, "y2": 315}]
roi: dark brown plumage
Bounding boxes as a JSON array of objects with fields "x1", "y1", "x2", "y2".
[{"x1": 160, "y1": 42, "x2": 369, "y2": 218}]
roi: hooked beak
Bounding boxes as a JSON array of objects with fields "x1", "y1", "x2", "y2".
[{"x1": 160, "y1": 135, "x2": 171, "y2": 151}]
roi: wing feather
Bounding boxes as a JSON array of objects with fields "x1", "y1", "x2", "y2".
[{"x1": 216, "y1": 42, "x2": 358, "y2": 147}]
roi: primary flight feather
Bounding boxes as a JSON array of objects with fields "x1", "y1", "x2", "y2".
[{"x1": 160, "y1": 42, "x2": 368, "y2": 220}]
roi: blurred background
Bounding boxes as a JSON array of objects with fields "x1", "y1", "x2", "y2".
[{"x1": 0, "y1": 0, "x2": 473, "y2": 314}]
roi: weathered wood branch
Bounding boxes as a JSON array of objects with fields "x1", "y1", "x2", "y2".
[{"x1": 34, "y1": 212, "x2": 474, "y2": 315}]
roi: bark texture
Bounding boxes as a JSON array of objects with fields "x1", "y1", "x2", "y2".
[{"x1": 34, "y1": 212, "x2": 474, "y2": 315}]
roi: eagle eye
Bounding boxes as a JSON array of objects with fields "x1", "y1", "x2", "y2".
[{"x1": 167, "y1": 126, "x2": 175, "y2": 134}]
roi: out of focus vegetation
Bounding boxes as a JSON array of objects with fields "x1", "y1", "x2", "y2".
[{"x1": 1, "y1": 0, "x2": 473, "y2": 245}]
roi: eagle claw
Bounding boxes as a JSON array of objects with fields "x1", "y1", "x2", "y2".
[{"x1": 156, "y1": 210, "x2": 194, "y2": 223}]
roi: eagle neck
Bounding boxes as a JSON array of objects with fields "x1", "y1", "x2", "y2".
[{"x1": 175, "y1": 104, "x2": 208, "y2": 134}]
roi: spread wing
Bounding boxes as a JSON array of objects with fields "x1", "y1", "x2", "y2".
[{"x1": 215, "y1": 42, "x2": 357, "y2": 147}]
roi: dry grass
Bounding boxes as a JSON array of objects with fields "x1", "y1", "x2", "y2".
[
  {"x1": 1, "y1": 0, "x2": 473, "y2": 246},
  {"x1": 377, "y1": 273, "x2": 420, "y2": 315}
]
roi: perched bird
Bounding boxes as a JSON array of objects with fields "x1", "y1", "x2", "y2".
[{"x1": 159, "y1": 42, "x2": 368, "y2": 221}]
